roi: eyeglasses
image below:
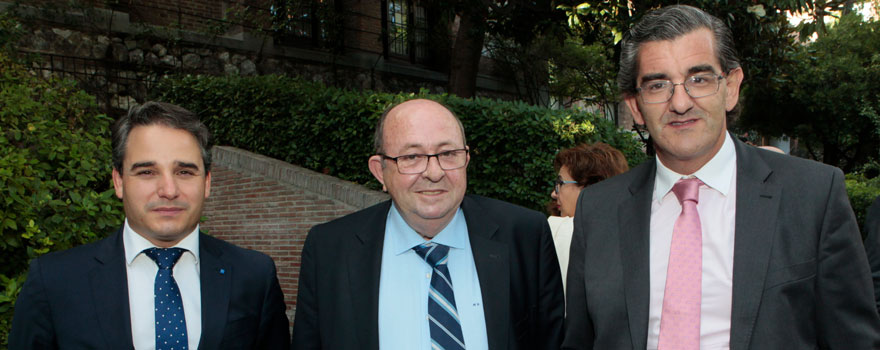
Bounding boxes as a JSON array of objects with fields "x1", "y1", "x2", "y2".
[
  {"x1": 554, "y1": 176, "x2": 578, "y2": 194},
  {"x1": 637, "y1": 73, "x2": 725, "y2": 104},
  {"x1": 380, "y1": 149, "x2": 469, "y2": 174}
]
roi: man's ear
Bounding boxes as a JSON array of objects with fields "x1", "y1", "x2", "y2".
[
  {"x1": 204, "y1": 171, "x2": 212, "y2": 198},
  {"x1": 624, "y1": 95, "x2": 645, "y2": 126},
  {"x1": 368, "y1": 155, "x2": 387, "y2": 191},
  {"x1": 725, "y1": 67, "x2": 744, "y2": 111},
  {"x1": 112, "y1": 168, "x2": 124, "y2": 199}
]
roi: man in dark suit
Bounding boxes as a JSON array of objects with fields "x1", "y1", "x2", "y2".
[
  {"x1": 9, "y1": 102, "x2": 290, "y2": 349},
  {"x1": 562, "y1": 5, "x2": 880, "y2": 349},
  {"x1": 291, "y1": 99, "x2": 564, "y2": 349},
  {"x1": 865, "y1": 195, "x2": 880, "y2": 313}
]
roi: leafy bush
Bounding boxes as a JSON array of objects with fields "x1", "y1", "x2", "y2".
[
  {"x1": 846, "y1": 171, "x2": 880, "y2": 235},
  {"x1": 0, "y1": 51, "x2": 123, "y2": 346},
  {"x1": 156, "y1": 74, "x2": 646, "y2": 211}
]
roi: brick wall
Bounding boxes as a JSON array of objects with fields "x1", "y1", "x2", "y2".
[{"x1": 201, "y1": 146, "x2": 389, "y2": 322}]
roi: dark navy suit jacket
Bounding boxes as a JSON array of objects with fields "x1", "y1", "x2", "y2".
[{"x1": 9, "y1": 229, "x2": 290, "y2": 349}]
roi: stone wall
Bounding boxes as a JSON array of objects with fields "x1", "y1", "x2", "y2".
[{"x1": 6, "y1": 1, "x2": 521, "y2": 115}]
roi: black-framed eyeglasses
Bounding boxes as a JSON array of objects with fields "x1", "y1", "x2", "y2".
[
  {"x1": 380, "y1": 148, "x2": 469, "y2": 174},
  {"x1": 637, "y1": 73, "x2": 725, "y2": 104},
  {"x1": 554, "y1": 176, "x2": 578, "y2": 194}
]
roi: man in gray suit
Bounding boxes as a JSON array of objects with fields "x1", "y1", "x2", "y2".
[{"x1": 562, "y1": 5, "x2": 880, "y2": 349}]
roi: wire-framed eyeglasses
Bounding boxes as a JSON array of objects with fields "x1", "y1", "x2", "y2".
[
  {"x1": 380, "y1": 149, "x2": 469, "y2": 174},
  {"x1": 637, "y1": 73, "x2": 725, "y2": 104}
]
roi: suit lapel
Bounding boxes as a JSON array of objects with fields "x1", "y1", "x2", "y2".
[
  {"x1": 460, "y1": 197, "x2": 508, "y2": 349},
  {"x1": 729, "y1": 138, "x2": 780, "y2": 350},
  {"x1": 618, "y1": 161, "x2": 656, "y2": 350},
  {"x1": 89, "y1": 229, "x2": 135, "y2": 349},
  {"x1": 198, "y1": 233, "x2": 232, "y2": 350},
  {"x1": 350, "y1": 201, "x2": 390, "y2": 350}
]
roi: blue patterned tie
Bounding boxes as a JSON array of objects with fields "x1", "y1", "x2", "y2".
[
  {"x1": 413, "y1": 242, "x2": 466, "y2": 350},
  {"x1": 144, "y1": 247, "x2": 189, "y2": 350}
]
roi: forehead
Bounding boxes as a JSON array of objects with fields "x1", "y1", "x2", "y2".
[
  {"x1": 636, "y1": 28, "x2": 720, "y2": 79},
  {"x1": 125, "y1": 124, "x2": 202, "y2": 164},
  {"x1": 383, "y1": 101, "x2": 464, "y2": 151}
]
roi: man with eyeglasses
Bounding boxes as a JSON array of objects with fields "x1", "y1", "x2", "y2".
[
  {"x1": 291, "y1": 99, "x2": 565, "y2": 349},
  {"x1": 563, "y1": 5, "x2": 880, "y2": 350}
]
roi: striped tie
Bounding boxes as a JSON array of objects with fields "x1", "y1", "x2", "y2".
[{"x1": 413, "y1": 242, "x2": 466, "y2": 350}]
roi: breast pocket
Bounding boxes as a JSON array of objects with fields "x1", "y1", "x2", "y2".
[{"x1": 764, "y1": 259, "x2": 816, "y2": 290}]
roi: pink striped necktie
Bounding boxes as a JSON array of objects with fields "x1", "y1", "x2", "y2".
[{"x1": 658, "y1": 177, "x2": 703, "y2": 350}]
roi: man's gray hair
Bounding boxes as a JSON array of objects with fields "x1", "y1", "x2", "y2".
[{"x1": 618, "y1": 4, "x2": 741, "y2": 96}]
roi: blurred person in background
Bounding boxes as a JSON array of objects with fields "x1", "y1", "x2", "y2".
[{"x1": 548, "y1": 142, "x2": 629, "y2": 294}]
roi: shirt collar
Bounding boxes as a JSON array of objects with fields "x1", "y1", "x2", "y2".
[
  {"x1": 386, "y1": 204, "x2": 468, "y2": 256},
  {"x1": 122, "y1": 218, "x2": 200, "y2": 265},
  {"x1": 653, "y1": 132, "x2": 736, "y2": 202}
]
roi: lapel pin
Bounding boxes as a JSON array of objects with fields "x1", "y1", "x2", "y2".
[{"x1": 219, "y1": 268, "x2": 225, "y2": 275}]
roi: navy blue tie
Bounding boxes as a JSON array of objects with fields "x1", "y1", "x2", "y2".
[
  {"x1": 413, "y1": 242, "x2": 466, "y2": 350},
  {"x1": 144, "y1": 247, "x2": 189, "y2": 350}
]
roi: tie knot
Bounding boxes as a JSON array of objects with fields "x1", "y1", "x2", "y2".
[
  {"x1": 672, "y1": 178, "x2": 703, "y2": 205},
  {"x1": 144, "y1": 247, "x2": 186, "y2": 270},
  {"x1": 412, "y1": 242, "x2": 450, "y2": 267}
]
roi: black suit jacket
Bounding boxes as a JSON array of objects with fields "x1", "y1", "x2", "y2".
[
  {"x1": 291, "y1": 194, "x2": 565, "y2": 349},
  {"x1": 864, "y1": 195, "x2": 880, "y2": 313},
  {"x1": 9, "y1": 229, "x2": 290, "y2": 350},
  {"x1": 563, "y1": 136, "x2": 880, "y2": 349}
]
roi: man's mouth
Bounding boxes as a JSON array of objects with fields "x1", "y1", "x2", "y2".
[
  {"x1": 418, "y1": 190, "x2": 445, "y2": 195},
  {"x1": 669, "y1": 119, "x2": 698, "y2": 127}
]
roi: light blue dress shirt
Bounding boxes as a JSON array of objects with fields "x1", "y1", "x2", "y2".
[{"x1": 378, "y1": 204, "x2": 489, "y2": 350}]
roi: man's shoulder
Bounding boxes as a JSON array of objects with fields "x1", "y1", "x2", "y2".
[
  {"x1": 199, "y1": 232, "x2": 274, "y2": 267},
  {"x1": 312, "y1": 200, "x2": 391, "y2": 232},
  {"x1": 745, "y1": 145, "x2": 842, "y2": 183},
  {"x1": 463, "y1": 194, "x2": 542, "y2": 217}
]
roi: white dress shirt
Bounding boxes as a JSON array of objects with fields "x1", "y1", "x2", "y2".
[
  {"x1": 646, "y1": 133, "x2": 737, "y2": 350},
  {"x1": 548, "y1": 215, "x2": 574, "y2": 297},
  {"x1": 123, "y1": 219, "x2": 202, "y2": 350}
]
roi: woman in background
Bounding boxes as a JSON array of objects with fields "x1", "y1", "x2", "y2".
[{"x1": 549, "y1": 142, "x2": 629, "y2": 295}]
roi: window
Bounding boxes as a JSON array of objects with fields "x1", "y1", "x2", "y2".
[
  {"x1": 385, "y1": 0, "x2": 427, "y2": 62},
  {"x1": 271, "y1": 0, "x2": 340, "y2": 48}
]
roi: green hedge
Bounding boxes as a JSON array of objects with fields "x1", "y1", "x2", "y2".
[
  {"x1": 0, "y1": 51, "x2": 123, "y2": 346},
  {"x1": 155, "y1": 75, "x2": 646, "y2": 211},
  {"x1": 846, "y1": 172, "x2": 880, "y2": 234}
]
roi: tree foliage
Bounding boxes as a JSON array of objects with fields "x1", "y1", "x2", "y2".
[
  {"x1": 740, "y1": 13, "x2": 880, "y2": 171},
  {"x1": 0, "y1": 46, "x2": 123, "y2": 345}
]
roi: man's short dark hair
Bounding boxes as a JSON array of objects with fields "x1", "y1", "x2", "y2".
[
  {"x1": 372, "y1": 99, "x2": 467, "y2": 155},
  {"x1": 618, "y1": 4, "x2": 741, "y2": 97},
  {"x1": 112, "y1": 101, "x2": 212, "y2": 174}
]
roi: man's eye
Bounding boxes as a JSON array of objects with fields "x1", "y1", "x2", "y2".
[
  {"x1": 178, "y1": 170, "x2": 196, "y2": 176},
  {"x1": 135, "y1": 170, "x2": 155, "y2": 176},
  {"x1": 644, "y1": 81, "x2": 669, "y2": 92},
  {"x1": 399, "y1": 154, "x2": 421, "y2": 162}
]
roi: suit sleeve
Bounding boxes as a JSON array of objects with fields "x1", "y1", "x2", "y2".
[
  {"x1": 863, "y1": 195, "x2": 880, "y2": 313},
  {"x1": 255, "y1": 258, "x2": 292, "y2": 350},
  {"x1": 817, "y1": 169, "x2": 880, "y2": 348},
  {"x1": 536, "y1": 218, "x2": 566, "y2": 350},
  {"x1": 8, "y1": 258, "x2": 58, "y2": 350},
  {"x1": 561, "y1": 202, "x2": 594, "y2": 350},
  {"x1": 291, "y1": 229, "x2": 320, "y2": 350}
]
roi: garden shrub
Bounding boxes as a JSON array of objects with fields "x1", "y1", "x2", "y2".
[
  {"x1": 0, "y1": 51, "x2": 123, "y2": 346},
  {"x1": 846, "y1": 171, "x2": 880, "y2": 235},
  {"x1": 156, "y1": 74, "x2": 647, "y2": 211}
]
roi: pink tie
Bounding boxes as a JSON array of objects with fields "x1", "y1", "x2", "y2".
[{"x1": 658, "y1": 178, "x2": 703, "y2": 350}]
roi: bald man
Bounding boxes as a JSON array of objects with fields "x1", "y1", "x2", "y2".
[{"x1": 291, "y1": 99, "x2": 564, "y2": 350}]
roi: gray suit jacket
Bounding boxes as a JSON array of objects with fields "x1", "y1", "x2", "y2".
[
  {"x1": 562, "y1": 135, "x2": 880, "y2": 349},
  {"x1": 291, "y1": 194, "x2": 565, "y2": 350},
  {"x1": 864, "y1": 195, "x2": 880, "y2": 313}
]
